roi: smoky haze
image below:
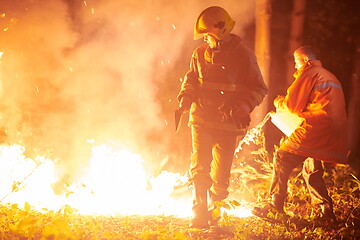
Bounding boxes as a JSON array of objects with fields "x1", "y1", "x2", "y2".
[{"x1": 0, "y1": 0, "x2": 255, "y2": 188}]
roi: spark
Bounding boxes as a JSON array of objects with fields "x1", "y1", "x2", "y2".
[
  {"x1": 83, "y1": 1, "x2": 87, "y2": 6},
  {"x1": 91, "y1": 8, "x2": 95, "y2": 14},
  {"x1": 164, "y1": 120, "x2": 168, "y2": 125},
  {"x1": 69, "y1": 66, "x2": 73, "y2": 72},
  {"x1": 35, "y1": 86, "x2": 40, "y2": 93},
  {"x1": 172, "y1": 24, "x2": 176, "y2": 30}
]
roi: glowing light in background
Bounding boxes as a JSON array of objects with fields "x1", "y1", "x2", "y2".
[{"x1": 0, "y1": 0, "x2": 257, "y2": 219}]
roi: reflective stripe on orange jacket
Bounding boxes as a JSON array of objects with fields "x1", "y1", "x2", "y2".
[{"x1": 278, "y1": 60, "x2": 349, "y2": 164}]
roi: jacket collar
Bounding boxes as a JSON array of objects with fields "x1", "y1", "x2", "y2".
[{"x1": 293, "y1": 60, "x2": 322, "y2": 78}]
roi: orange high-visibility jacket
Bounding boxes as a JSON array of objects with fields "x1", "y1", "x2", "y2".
[
  {"x1": 278, "y1": 60, "x2": 349, "y2": 164},
  {"x1": 177, "y1": 34, "x2": 268, "y2": 134}
]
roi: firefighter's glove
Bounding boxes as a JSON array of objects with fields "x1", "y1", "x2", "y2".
[
  {"x1": 232, "y1": 103, "x2": 251, "y2": 128},
  {"x1": 179, "y1": 96, "x2": 192, "y2": 112}
]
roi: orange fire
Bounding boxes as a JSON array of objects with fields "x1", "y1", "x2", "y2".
[
  {"x1": 0, "y1": 144, "x2": 191, "y2": 216},
  {"x1": 0, "y1": 143, "x2": 252, "y2": 218}
]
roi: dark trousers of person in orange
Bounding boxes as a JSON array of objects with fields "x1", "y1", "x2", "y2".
[{"x1": 270, "y1": 149, "x2": 334, "y2": 216}]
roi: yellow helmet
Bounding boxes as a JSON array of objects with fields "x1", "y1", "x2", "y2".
[{"x1": 194, "y1": 6, "x2": 235, "y2": 40}]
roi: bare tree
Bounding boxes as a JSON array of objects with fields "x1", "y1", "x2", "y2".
[
  {"x1": 348, "y1": 42, "x2": 360, "y2": 175},
  {"x1": 253, "y1": 0, "x2": 271, "y2": 125},
  {"x1": 286, "y1": 0, "x2": 306, "y2": 86}
]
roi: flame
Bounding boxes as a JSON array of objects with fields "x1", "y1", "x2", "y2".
[
  {"x1": 0, "y1": 143, "x2": 192, "y2": 217},
  {"x1": 0, "y1": 144, "x2": 61, "y2": 209},
  {"x1": 227, "y1": 205, "x2": 253, "y2": 218},
  {"x1": 65, "y1": 144, "x2": 192, "y2": 217},
  {"x1": 0, "y1": 143, "x2": 252, "y2": 218}
]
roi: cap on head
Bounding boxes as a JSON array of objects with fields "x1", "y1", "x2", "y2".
[{"x1": 194, "y1": 6, "x2": 235, "y2": 40}]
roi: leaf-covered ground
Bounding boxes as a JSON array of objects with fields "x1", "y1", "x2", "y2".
[
  {"x1": 1, "y1": 200, "x2": 359, "y2": 240},
  {"x1": 1, "y1": 163, "x2": 360, "y2": 240}
]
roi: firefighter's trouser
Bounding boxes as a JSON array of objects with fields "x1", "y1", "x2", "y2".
[
  {"x1": 189, "y1": 125, "x2": 238, "y2": 220},
  {"x1": 270, "y1": 149, "x2": 333, "y2": 210}
]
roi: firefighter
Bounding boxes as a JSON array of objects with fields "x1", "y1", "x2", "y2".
[
  {"x1": 177, "y1": 6, "x2": 268, "y2": 228},
  {"x1": 252, "y1": 46, "x2": 349, "y2": 222}
]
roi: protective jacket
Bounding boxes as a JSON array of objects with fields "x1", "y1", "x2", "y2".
[
  {"x1": 177, "y1": 34, "x2": 268, "y2": 134},
  {"x1": 278, "y1": 60, "x2": 349, "y2": 164}
]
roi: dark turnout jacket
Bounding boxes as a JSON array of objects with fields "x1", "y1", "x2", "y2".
[{"x1": 178, "y1": 34, "x2": 268, "y2": 134}]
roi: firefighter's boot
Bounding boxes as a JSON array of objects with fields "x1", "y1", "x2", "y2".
[
  {"x1": 252, "y1": 203, "x2": 285, "y2": 218},
  {"x1": 319, "y1": 202, "x2": 338, "y2": 223},
  {"x1": 252, "y1": 195, "x2": 286, "y2": 219},
  {"x1": 272, "y1": 194, "x2": 286, "y2": 213},
  {"x1": 190, "y1": 184, "x2": 210, "y2": 229},
  {"x1": 208, "y1": 192, "x2": 223, "y2": 227}
]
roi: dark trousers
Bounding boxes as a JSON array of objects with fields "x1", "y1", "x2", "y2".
[
  {"x1": 190, "y1": 125, "x2": 239, "y2": 218},
  {"x1": 270, "y1": 149, "x2": 333, "y2": 209}
]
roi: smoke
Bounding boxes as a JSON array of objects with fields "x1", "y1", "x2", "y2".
[{"x1": 0, "y1": 0, "x2": 255, "y2": 184}]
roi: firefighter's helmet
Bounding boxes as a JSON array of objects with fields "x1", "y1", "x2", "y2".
[{"x1": 194, "y1": 6, "x2": 235, "y2": 40}]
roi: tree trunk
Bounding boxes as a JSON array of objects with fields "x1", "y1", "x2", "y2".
[
  {"x1": 348, "y1": 40, "x2": 360, "y2": 175},
  {"x1": 253, "y1": 0, "x2": 271, "y2": 126},
  {"x1": 286, "y1": 0, "x2": 306, "y2": 86}
]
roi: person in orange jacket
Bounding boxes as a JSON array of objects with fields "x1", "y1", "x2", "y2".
[
  {"x1": 177, "y1": 6, "x2": 268, "y2": 228},
  {"x1": 253, "y1": 45, "x2": 349, "y2": 222}
]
